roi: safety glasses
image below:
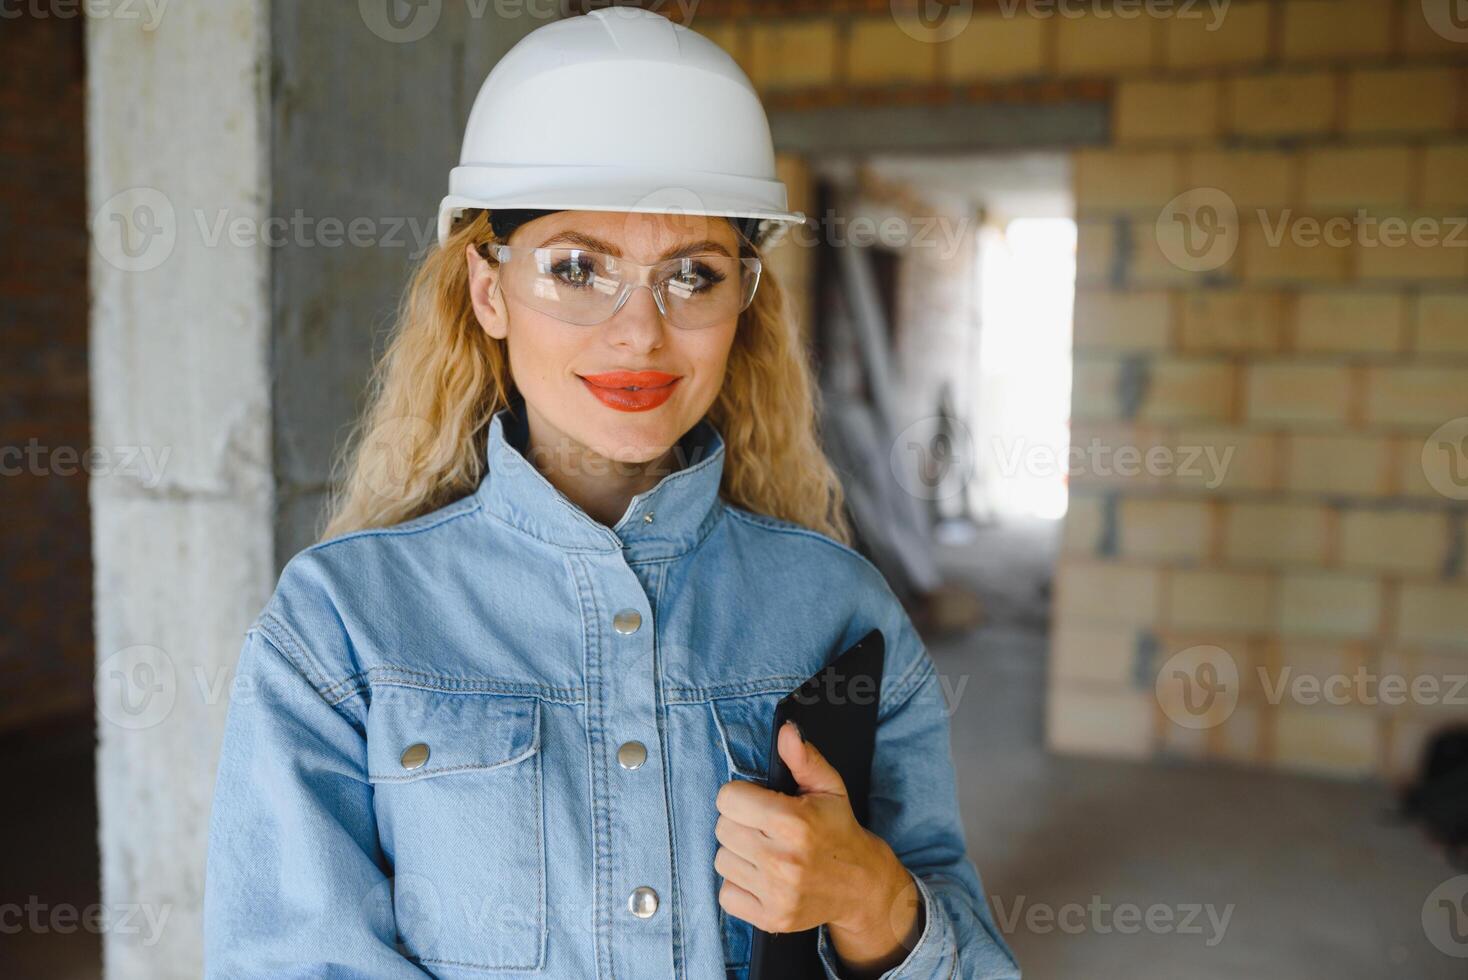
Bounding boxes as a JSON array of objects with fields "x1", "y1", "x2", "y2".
[{"x1": 483, "y1": 243, "x2": 762, "y2": 330}]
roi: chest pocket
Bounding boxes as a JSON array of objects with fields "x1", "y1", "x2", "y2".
[
  {"x1": 709, "y1": 692, "x2": 782, "y2": 973},
  {"x1": 366, "y1": 686, "x2": 546, "y2": 974}
]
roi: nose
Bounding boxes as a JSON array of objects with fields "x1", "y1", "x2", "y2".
[{"x1": 604, "y1": 283, "x2": 668, "y2": 351}]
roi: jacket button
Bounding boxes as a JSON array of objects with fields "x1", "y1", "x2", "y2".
[
  {"x1": 617, "y1": 741, "x2": 647, "y2": 770},
  {"x1": 401, "y1": 743, "x2": 430, "y2": 770},
  {"x1": 613, "y1": 609, "x2": 642, "y2": 634},
  {"x1": 628, "y1": 886, "x2": 659, "y2": 918},
  {"x1": 642, "y1": 512, "x2": 655, "y2": 524}
]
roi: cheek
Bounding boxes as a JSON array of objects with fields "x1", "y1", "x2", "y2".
[{"x1": 502, "y1": 307, "x2": 588, "y2": 384}]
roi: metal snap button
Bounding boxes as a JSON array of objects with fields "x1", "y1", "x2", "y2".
[
  {"x1": 401, "y1": 742, "x2": 430, "y2": 771},
  {"x1": 617, "y1": 741, "x2": 648, "y2": 770},
  {"x1": 613, "y1": 609, "x2": 642, "y2": 634},
  {"x1": 642, "y1": 512, "x2": 655, "y2": 524},
  {"x1": 628, "y1": 886, "x2": 659, "y2": 918}
]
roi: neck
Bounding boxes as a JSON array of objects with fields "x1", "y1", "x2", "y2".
[{"x1": 521, "y1": 403, "x2": 684, "y2": 528}]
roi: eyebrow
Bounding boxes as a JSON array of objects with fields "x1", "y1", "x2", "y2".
[{"x1": 536, "y1": 230, "x2": 733, "y2": 260}]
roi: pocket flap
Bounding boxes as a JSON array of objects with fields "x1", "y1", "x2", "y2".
[
  {"x1": 710, "y1": 693, "x2": 779, "y2": 784},
  {"x1": 365, "y1": 687, "x2": 540, "y2": 783}
]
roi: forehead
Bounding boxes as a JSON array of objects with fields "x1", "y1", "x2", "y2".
[{"x1": 514, "y1": 209, "x2": 739, "y2": 258}]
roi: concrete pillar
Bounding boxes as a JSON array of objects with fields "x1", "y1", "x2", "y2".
[{"x1": 88, "y1": 4, "x2": 541, "y2": 976}]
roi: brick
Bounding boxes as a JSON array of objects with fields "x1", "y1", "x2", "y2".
[
  {"x1": 1046, "y1": 685, "x2": 1154, "y2": 759},
  {"x1": 1169, "y1": 569, "x2": 1275, "y2": 631},
  {"x1": 1117, "y1": 497, "x2": 1212, "y2": 561},
  {"x1": 1271, "y1": 640, "x2": 1374, "y2": 706},
  {"x1": 1346, "y1": 68, "x2": 1459, "y2": 135},
  {"x1": 1055, "y1": 12, "x2": 1158, "y2": 76},
  {"x1": 1055, "y1": 559, "x2": 1163, "y2": 625},
  {"x1": 1300, "y1": 147, "x2": 1413, "y2": 209},
  {"x1": 1273, "y1": 704, "x2": 1379, "y2": 778},
  {"x1": 1076, "y1": 221, "x2": 1118, "y2": 286},
  {"x1": 1133, "y1": 212, "x2": 1243, "y2": 285},
  {"x1": 1356, "y1": 214, "x2": 1468, "y2": 282},
  {"x1": 1295, "y1": 291, "x2": 1407, "y2": 353},
  {"x1": 1072, "y1": 356, "x2": 1123, "y2": 419},
  {"x1": 1421, "y1": 146, "x2": 1468, "y2": 207},
  {"x1": 1138, "y1": 358, "x2": 1235, "y2": 423},
  {"x1": 1115, "y1": 79, "x2": 1221, "y2": 144},
  {"x1": 1246, "y1": 363, "x2": 1351, "y2": 425},
  {"x1": 1280, "y1": 0, "x2": 1394, "y2": 61},
  {"x1": 1179, "y1": 290, "x2": 1289, "y2": 352},
  {"x1": 1163, "y1": 1, "x2": 1269, "y2": 68},
  {"x1": 1075, "y1": 150, "x2": 1181, "y2": 210},
  {"x1": 847, "y1": 17, "x2": 937, "y2": 85},
  {"x1": 1398, "y1": 583, "x2": 1468, "y2": 647},
  {"x1": 1070, "y1": 421, "x2": 1171, "y2": 491},
  {"x1": 1171, "y1": 428, "x2": 1280, "y2": 493},
  {"x1": 1403, "y1": 3, "x2": 1468, "y2": 55},
  {"x1": 1397, "y1": 433, "x2": 1454, "y2": 500},
  {"x1": 944, "y1": 13, "x2": 1046, "y2": 82},
  {"x1": 747, "y1": 21, "x2": 838, "y2": 92},
  {"x1": 1279, "y1": 572, "x2": 1383, "y2": 638},
  {"x1": 1416, "y1": 294, "x2": 1468, "y2": 355},
  {"x1": 1366, "y1": 367, "x2": 1468, "y2": 427},
  {"x1": 1051, "y1": 625, "x2": 1140, "y2": 686},
  {"x1": 1228, "y1": 72, "x2": 1337, "y2": 137},
  {"x1": 1286, "y1": 434, "x2": 1393, "y2": 496},
  {"x1": 1184, "y1": 149, "x2": 1294, "y2": 209},
  {"x1": 1225, "y1": 502, "x2": 1330, "y2": 566},
  {"x1": 1073, "y1": 290, "x2": 1172, "y2": 351},
  {"x1": 1212, "y1": 703, "x2": 1268, "y2": 766},
  {"x1": 1340, "y1": 509, "x2": 1450, "y2": 575},
  {"x1": 1241, "y1": 213, "x2": 1354, "y2": 283},
  {"x1": 1063, "y1": 493, "x2": 1106, "y2": 555}
]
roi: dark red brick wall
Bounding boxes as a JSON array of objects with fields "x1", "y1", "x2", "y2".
[{"x1": 0, "y1": 11, "x2": 92, "y2": 732}]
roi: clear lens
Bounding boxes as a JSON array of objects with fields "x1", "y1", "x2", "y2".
[{"x1": 495, "y1": 246, "x2": 760, "y2": 329}]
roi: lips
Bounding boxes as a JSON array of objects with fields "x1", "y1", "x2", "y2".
[{"x1": 578, "y1": 370, "x2": 682, "y2": 412}]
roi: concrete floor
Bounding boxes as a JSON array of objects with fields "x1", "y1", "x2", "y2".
[{"x1": 931, "y1": 516, "x2": 1462, "y2": 979}]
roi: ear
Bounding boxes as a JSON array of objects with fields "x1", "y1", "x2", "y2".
[{"x1": 466, "y1": 242, "x2": 509, "y2": 341}]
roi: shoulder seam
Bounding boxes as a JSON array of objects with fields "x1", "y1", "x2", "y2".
[
  {"x1": 248, "y1": 622, "x2": 367, "y2": 723},
  {"x1": 299, "y1": 495, "x2": 483, "y2": 556},
  {"x1": 723, "y1": 507, "x2": 893, "y2": 586}
]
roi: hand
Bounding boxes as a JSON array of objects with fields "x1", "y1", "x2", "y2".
[{"x1": 714, "y1": 721, "x2": 924, "y2": 977}]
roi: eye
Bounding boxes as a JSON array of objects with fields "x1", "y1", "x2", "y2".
[
  {"x1": 666, "y1": 260, "x2": 726, "y2": 296},
  {"x1": 550, "y1": 252, "x2": 599, "y2": 288}
]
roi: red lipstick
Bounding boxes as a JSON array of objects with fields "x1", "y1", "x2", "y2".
[{"x1": 578, "y1": 370, "x2": 682, "y2": 412}]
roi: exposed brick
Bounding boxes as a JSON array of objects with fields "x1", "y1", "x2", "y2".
[
  {"x1": 1171, "y1": 427, "x2": 1281, "y2": 493},
  {"x1": 1300, "y1": 147, "x2": 1413, "y2": 209},
  {"x1": 1279, "y1": 572, "x2": 1383, "y2": 638},
  {"x1": 1055, "y1": 559, "x2": 1163, "y2": 625},
  {"x1": 1225, "y1": 502, "x2": 1331, "y2": 566},
  {"x1": 1115, "y1": 79, "x2": 1221, "y2": 144},
  {"x1": 1074, "y1": 149, "x2": 1182, "y2": 210},
  {"x1": 1072, "y1": 356, "x2": 1123, "y2": 419},
  {"x1": 1287, "y1": 433, "x2": 1394, "y2": 496},
  {"x1": 1063, "y1": 493, "x2": 1106, "y2": 555},
  {"x1": 1047, "y1": 685, "x2": 1155, "y2": 759},
  {"x1": 1227, "y1": 71, "x2": 1338, "y2": 138},
  {"x1": 1118, "y1": 497, "x2": 1212, "y2": 561},
  {"x1": 1366, "y1": 366, "x2": 1468, "y2": 427},
  {"x1": 1184, "y1": 149, "x2": 1294, "y2": 209},
  {"x1": 1138, "y1": 358, "x2": 1236, "y2": 423},
  {"x1": 943, "y1": 12, "x2": 1047, "y2": 82},
  {"x1": 1402, "y1": 2, "x2": 1468, "y2": 55},
  {"x1": 1246, "y1": 363, "x2": 1352, "y2": 425},
  {"x1": 1162, "y1": 0, "x2": 1270, "y2": 69},
  {"x1": 1280, "y1": 0, "x2": 1394, "y2": 61},
  {"x1": 1398, "y1": 583, "x2": 1468, "y2": 647},
  {"x1": 1178, "y1": 290, "x2": 1289, "y2": 352},
  {"x1": 1273, "y1": 704, "x2": 1379, "y2": 778},
  {"x1": 1073, "y1": 290, "x2": 1172, "y2": 351},
  {"x1": 1055, "y1": 11, "x2": 1159, "y2": 76},
  {"x1": 1241, "y1": 212, "x2": 1354, "y2": 283},
  {"x1": 1070, "y1": 421, "x2": 1173, "y2": 492},
  {"x1": 747, "y1": 20, "x2": 838, "y2": 91},
  {"x1": 1420, "y1": 145, "x2": 1468, "y2": 207},
  {"x1": 1051, "y1": 624, "x2": 1140, "y2": 686},
  {"x1": 1076, "y1": 220, "x2": 1118, "y2": 286},
  {"x1": 1340, "y1": 510, "x2": 1451, "y2": 575},
  {"x1": 1345, "y1": 68, "x2": 1460, "y2": 135},
  {"x1": 1415, "y1": 293, "x2": 1468, "y2": 355},
  {"x1": 1295, "y1": 291, "x2": 1407, "y2": 354},
  {"x1": 1355, "y1": 214, "x2": 1468, "y2": 282},
  {"x1": 847, "y1": 16, "x2": 938, "y2": 85},
  {"x1": 1168, "y1": 568, "x2": 1275, "y2": 631}
]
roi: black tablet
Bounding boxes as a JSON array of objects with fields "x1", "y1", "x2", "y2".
[{"x1": 748, "y1": 627, "x2": 886, "y2": 980}]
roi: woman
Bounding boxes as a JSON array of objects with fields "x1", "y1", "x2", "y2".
[{"x1": 203, "y1": 9, "x2": 1018, "y2": 980}]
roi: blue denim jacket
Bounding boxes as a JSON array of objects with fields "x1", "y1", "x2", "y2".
[{"x1": 203, "y1": 399, "x2": 1020, "y2": 979}]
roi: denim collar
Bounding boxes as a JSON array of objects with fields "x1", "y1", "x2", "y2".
[{"x1": 476, "y1": 398, "x2": 726, "y2": 559}]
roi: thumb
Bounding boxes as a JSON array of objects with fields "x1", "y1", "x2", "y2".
[{"x1": 777, "y1": 720, "x2": 847, "y2": 797}]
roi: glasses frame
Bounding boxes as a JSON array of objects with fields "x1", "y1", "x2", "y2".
[{"x1": 480, "y1": 242, "x2": 763, "y2": 330}]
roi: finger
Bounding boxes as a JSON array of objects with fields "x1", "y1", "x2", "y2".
[
  {"x1": 715, "y1": 813, "x2": 771, "y2": 862},
  {"x1": 718, "y1": 878, "x2": 764, "y2": 928},
  {"x1": 714, "y1": 845, "x2": 763, "y2": 895},
  {"x1": 715, "y1": 778, "x2": 799, "y2": 828},
  {"x1": 777, "y1": 720, "x2": 847, "y2": 797}
]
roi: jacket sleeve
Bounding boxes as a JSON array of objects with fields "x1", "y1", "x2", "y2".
[
  {"x1": 815, "y1": 620, "x2": 1021, "y2": 980},
  {"x1": 203, "y1": 624, "x2": 430, "y2": 979}
]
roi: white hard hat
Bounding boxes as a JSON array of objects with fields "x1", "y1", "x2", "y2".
[{"x1": 437, "y1": 7, "x2": 804, "y2": 247}]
